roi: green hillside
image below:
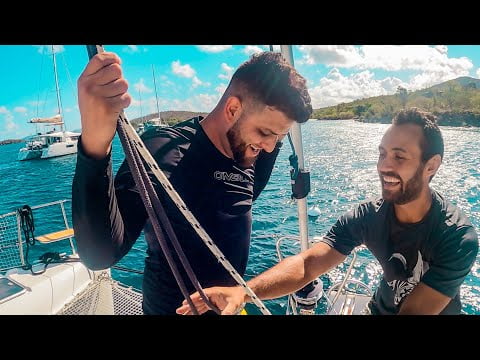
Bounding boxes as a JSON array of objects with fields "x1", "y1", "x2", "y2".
[{"x1": 313, "y1": 76, "x2": 480, "y2": 126}]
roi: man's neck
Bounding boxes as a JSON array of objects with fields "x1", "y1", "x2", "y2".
[
  {"x1": 199, "y1": 112, "x2": 232, "y2": 159},
  {"x1": 393, "y1": 187, "x2": 433, "y2": 224}
]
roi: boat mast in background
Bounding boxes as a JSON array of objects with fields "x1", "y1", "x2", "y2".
[
  {"x1": 51, "y1": 45, "x2": 65, "y2": 131},
  {"x1": 152, "y1": 64, "x2": 163, "y2": 125}
]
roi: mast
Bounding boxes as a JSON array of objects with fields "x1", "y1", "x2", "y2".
[
  {"x1": 280, "y1": 45, "x2": 322, "y2": 315},
  {"x1": 280, "y1": 45, "x2": 310, "y2": 252},
  {"x1": 138, "y1": 88, "x2": 143, "y2": 122},
  {"x1": 51, "y1": 45, "x2": 65, "y2": 132},
  {"x1": 152, "y1": 64, "x2": 162, "y2": 124}
]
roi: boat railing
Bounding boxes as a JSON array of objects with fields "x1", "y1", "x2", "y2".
[
  {"x1": 0, "y1": 199, "x2": 144, "y2": 315},
  {"x1": 0, "y1": 199, "x2": 77, "y2": 273},
  {"x1": 252, "y1": 234, "x2": 374, "y2": 314}
]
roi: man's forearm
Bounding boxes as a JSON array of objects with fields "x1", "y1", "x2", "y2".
[
  {"x1": 244, "y1": 242, "x2": 347, "y2": 302},
  {"x1": 245, "y1": 254, "x2": 313, "y2": 301},
  {"x1": 72, "y1": 138, "x2": 142, "y2": 270}
]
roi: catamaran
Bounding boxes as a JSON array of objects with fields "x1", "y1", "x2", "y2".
[{"x1": 17, "y1": 46, "x2": 80, "y2": 161}]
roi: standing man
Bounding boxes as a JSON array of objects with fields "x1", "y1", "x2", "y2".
[
  {"x1": 177, "y1": 108, "x2": 478, "y2": 315},
  {"x1": 72, "y1": 50, "x2": 312, "y2": 314}
]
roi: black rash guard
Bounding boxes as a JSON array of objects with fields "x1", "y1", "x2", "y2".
[{"x1": 72, "y1": 117, "x2": 281, "y2": 314}]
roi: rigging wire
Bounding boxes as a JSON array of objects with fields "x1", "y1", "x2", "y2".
[
  {"x1": 60, "y1": 50, "x2": 78, "y2": 104},
  {"x1": 35, "y1": 48, "x2": 45, "y2": 121}
]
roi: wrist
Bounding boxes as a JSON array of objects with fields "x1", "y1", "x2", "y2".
[
  {"x1": 239, "y1": 286, "x2": 252, "y2": 303},
  {"x1": 80, "y1": 135, "x2": 112, "y2": 160}
]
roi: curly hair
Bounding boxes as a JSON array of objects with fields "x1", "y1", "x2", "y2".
[{"x1": 228, "y1": 52, "x2": 312, "y2": 123}]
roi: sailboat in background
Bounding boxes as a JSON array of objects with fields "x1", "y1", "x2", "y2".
[
  {"x1": 17, "y1": 46, "x2": 80, "y2": 161},
  {"x1": 137, "y1": 64, "x2": 167, "y2": 136}
]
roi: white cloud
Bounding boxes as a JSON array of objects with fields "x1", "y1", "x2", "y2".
[
  {"x1": 170, "y1": 93, "x2": 219, "y2": 112},
  {"x1": 123, "y1": 45, "x2": 139, "y2": 54},
  {"x1": 5, "y1": 117, "x2": 16, "y2": 131},
  {"x1": 300, "y1": 45, "x2": 474, "y2": 107},
  {"x1": 14, "y1": 106, "x2": 27, "y2": 113},
  {"x1": 476, "y1": 68, "x2": 480, "y2": 78},
  {"x1": 0, "y1": 107, "x2": 18, "y2": 132},
  {"x1": 34, "y1": 45, "x2": 65, "y2": 54},
  {"x1": 218, "y1": 63, "x2": 234, "y2": 80},
  {"x1": 171, "y1": 60, "x2": 196, "y2": 78},
  {"x1": 309, "y1": 68, "x2": 406, "y2": 108},
  {"x1": 133, "y1": 78, "x2": 153, "y2": 94},
  {"x1": 191, "y1": 76, "x2": 210, "y2": 89},
  {"x1": 299, "y1": 45, "x2": 472, "y2": 74},
  {"x1": 243, "y1": 45, "x2": 267, "y2": 55},
  {"x1": 192, "y1": 76, "x2": 203, "y2": 89},
  {"x1": 408, "y1": 71, "x2": 465, "y2": 91},
  {"x1": 196, "y1": 45, "x2": 232, "y2": 53},
  {"x1": 299, "y1": 45, "x2": 362, "y2": 66},
  {"x1": 170, "y1": 61, "x2": 208, "y2": 88}
]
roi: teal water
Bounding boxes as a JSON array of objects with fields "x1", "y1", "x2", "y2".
[{"x1": 1, "y1": 120, "x2": 479, "y2": 314}]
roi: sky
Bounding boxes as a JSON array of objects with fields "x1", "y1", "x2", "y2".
[{"x1": 1, "y1": 44, "x2": 480, "y2": 140}]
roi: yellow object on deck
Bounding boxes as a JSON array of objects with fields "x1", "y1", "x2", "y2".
[
  {"x1": 239, "y1": 308, "x2": 247, "y2": 315},
  {"x1": 35, "y1": 228, "x2": 74, "y2": 244}
]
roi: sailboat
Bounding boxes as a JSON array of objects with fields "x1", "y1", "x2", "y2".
[
  {"x1": 17, "y1": 46, "x2": 80, "y2": 161},
  {"x1": 137, "y1": 65, "x2": 167, "y2": 136}
]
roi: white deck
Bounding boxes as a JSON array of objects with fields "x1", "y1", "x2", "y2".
[{"x1": 0, "y1": 259, "x2": 98, "y2": 314}]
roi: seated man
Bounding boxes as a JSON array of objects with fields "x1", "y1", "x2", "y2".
[{"x1": 177, "y1": 108, "x2": 479, "y2": 315}]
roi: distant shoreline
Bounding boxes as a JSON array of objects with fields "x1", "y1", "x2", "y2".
[
  {"x1": 315, "y1": 117, "x2": 479, "y2": 127},
  {"x1": 0, "y1": 139, "x2": 23, "y2": 146}
]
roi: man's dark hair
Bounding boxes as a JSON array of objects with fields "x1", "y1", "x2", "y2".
[
  {"x1": 229, "y1": 51, "x2": 312, "y2": 123},
  {"x1": 392, "y1": 107, "x2": 444, "y2": 162}
]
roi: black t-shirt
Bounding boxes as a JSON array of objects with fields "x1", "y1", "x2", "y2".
[
  {"x1": 321, "y1": 190, "x2": 478, "y2": 314},
  {"x1": 72, "y1": 117, "x2": 281, "y2": 314}
]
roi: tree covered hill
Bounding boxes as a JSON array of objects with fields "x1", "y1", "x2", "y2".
[{"x1": 313, "y1": 76, "x2": 480, "y2": 126}]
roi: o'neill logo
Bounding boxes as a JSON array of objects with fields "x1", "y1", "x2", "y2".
[{"x1": 214, "y1": 171, "x2": 249, "y2": 183}]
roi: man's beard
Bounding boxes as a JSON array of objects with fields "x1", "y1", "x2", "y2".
[
  {"x1": 380, "y1": 164, "x2": 425, "y2": 205},
  {"x1": 226, "y1": 118, "x2": 258, "y2": 167}
]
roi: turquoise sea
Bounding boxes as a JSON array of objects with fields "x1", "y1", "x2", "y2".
[{"x1": 1, "y1": 120, "x2": 479, "y2": 314}]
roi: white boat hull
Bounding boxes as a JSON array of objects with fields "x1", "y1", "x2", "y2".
[
  {"x1": 41, "y1": 140, "x2": 78, "y2": 159},
  {"x1": 17, "y1": 148, "x2": 42, "y2": 161},
  {"x1": 0, "y1": 260, "x2": 104, "y2": 315}
]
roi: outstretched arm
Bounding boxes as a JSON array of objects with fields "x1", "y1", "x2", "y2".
[{"x1": 176, "y1": 242, "x2": 347, "y2": 315}]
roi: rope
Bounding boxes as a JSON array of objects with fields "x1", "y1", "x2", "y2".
[
  {"x1": 112, "y1": 265, "x2": 144, "y2": 275},
  {"x1": 16, "y1": 206, "x2": 78, "y2": 275},
  {"x1": 17, "y1": 205, "x2": 35, "y2": 271},
  {"x1": 32, "y1": 252, "x2": 81, "y2": 275},
  {"x1": 117, "y1": 118, "x2": 215, "y2": 314}
]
